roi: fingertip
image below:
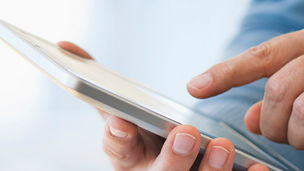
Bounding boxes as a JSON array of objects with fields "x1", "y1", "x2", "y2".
[
  {"x1": 57, "y1": 41, "x2": 92, "y2": 59},
  {"x1": 244, "y1": 102, "x2": 262, "y2": 134},
  {"x1": 57, "y1": 41, "x2": 78, "y2": 52},
  {"x1": 106, "y1": 115, "x2": 138, "y2": 139},
  {"x1": 199, "y1": 138, "x2": 235, "y2": 170},
  {"x1": 96, "y1": 108, "x2": 110, "y2": 120},
  {"x1": 248, "y1": 164, "x2": 269, "y2": 171},
  {"x1": 171, "y1": 125, "x2": 201, "y2": 140},
  {"x1": 208, "y1": 137, "x2": 235, "y2": 153},
  {"x1": 103, "y1": 116, "x2": 143, "y2": 169},
  {"x1": 151, "y1": 125, "x2": 201, "y2": 171},
  {"x1": 186, "y1": 73, "x2": 214, "y2": 99},
  {"x1": 186, "y1": 83, "x2": 205, "y2": 99},
  {"x1": 57, "y1": 41, "x2": 71, "y2": 47},
  {"x1": 168, "y1": 125, "x2": 202, "y2": 156}
]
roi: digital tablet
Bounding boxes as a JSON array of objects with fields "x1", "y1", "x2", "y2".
[{"x1": 0, "y1": 20, "x2": 289, "y2": 170}]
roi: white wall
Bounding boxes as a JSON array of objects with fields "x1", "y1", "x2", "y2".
[{"x1": 83, "y1": 0, "x2": 250, "y2": 106}]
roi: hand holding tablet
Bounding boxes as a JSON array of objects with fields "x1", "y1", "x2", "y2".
[{"x1": 58, "y1": 41, "x2": 267, "y2": 171}]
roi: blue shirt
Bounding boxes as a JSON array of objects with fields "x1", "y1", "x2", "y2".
[{"x1": 195, "y1": 0, "x2": 304, "y2": 170}]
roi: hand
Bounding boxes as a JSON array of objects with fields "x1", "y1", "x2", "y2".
[
  {"x1": 187, "y1": 29, "x2": 304, "y2": 149},
  {"x1": 58, "y1": 41, "x2": 267, "y2": 171}
]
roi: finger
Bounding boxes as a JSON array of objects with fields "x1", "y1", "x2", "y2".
[
  {"x1": 187, "y1": 29, "x2": 304, "y2": 98},
  {"x1": 150, "y1": 125, "x2": 201, "y2": 171},
  {"x1": 57, "y1": 41, "x2": 93, "y2": 59},
  {"x1": 97, "y1": 108, "x2": 110, "y2": 120},
  {"x1": 248, "y1": 164, "x2": 269, "y2": 171},
  {"x1": 199, "y1": 138, "x2": 235, "y2": 171},
  {"x1": 288, "y1": 92, "x2": 304, "y2": 149},
  {"x1": 57, "y1": 41, "x2": 109, "y2": 119},
  {"x1": 102, "y1": 115, "x2": 143, "y2": 170},
  {"x1": 244, "y1": 101, "x2": 262, "y2": 134},
  {"x1": 260, "y1": 55, "x2": 304, "y2": 143}
]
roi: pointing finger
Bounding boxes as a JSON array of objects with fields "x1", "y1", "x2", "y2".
[{"x1": 187, "y1": 29, "x2": 304, "y2": 98}]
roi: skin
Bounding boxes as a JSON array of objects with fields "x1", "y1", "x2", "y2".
[
  {"x1": 187, "y1": 29, "x2": 304, "y2": 149},
  {"x1": 57, "y1": 41, "x2": 266, "y2": 171}
]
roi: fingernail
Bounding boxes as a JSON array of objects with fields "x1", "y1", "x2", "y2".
[
  {"x1": 109, "y1": 126, "x2": 127, "y2": 138},
  {"x1": 188, "y1": 73, "x2": 213, "y2": 91},
  {"x1": 172, "y1": 133, "x2": 196, "y2": 155},
  {"x1": 208, "y1": 146, "x2": 230, "y2": 169}
]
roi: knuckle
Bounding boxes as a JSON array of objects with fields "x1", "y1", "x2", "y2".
[
  {"x1": 260, "y1": 114, "x2": 288, "y2": 142},
  {"x1": 211, "y1": 62, "x2": 235, "y2": 77},
  {"x1": 264, "y1": 78, "x2": 286, "y2": 103},
  {"x1": 103, "y1": 139, "x2": 143, "y2": 170},
  {"x1": 249, "y1": 43, "x2": 273, "y2": 59},
  {"x1": 103, "y1": 143, "x2": 129, "y2": 160},
  {"x1": 248, "y1": 42, "x2": 277, "y2": 76},
  {"x1": 292, "y1": 98, "x2": 304, "y2": 121},
  {"x1": 261, "y1": 127, "x2": 286, "y2": 143},
  {"x1": 260, "y1": 115, "x2": 287, "y2": 143},
  {"x1": 102, "y1": 132, "x2": 140, "y2": 161}
]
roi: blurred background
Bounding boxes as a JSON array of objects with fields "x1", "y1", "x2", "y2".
[{"x1": 0, "y1": 0, "x2": 249, "y2": 170}]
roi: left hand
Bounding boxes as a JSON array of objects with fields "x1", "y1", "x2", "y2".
[
  {"x1": 58, "y1": 41, "x2": 268, "y2": 170},
  {"x1": 187, "y1": 29, "x2": 304, "y2": 149}
]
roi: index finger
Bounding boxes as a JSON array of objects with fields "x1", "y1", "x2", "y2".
[{"x1": 187, "y1": 29, "x2": 304, "y2": 98}]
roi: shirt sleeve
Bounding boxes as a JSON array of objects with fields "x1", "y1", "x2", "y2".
[{"x1": 194, "y1": 0, "x2": 304, "y2": 169}]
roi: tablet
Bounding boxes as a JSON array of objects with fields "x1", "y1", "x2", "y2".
[{"x1": 0, "y1": 20, "x2": 288, "y2": 170}]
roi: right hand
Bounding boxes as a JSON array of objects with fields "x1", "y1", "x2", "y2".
[
  {"x1": 186, "y1": 29, "x2": 304, "y2": 149},
  {"x1": 58, "y1": 41, "x2": 268, "y2": 171}
]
